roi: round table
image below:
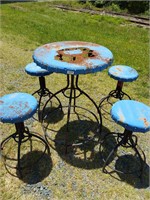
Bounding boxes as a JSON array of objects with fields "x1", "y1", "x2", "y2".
[
  {"x1": 33, "y1": 41, "x2": 113, "y2": 75},
  {"x1": 33, "y1": 41, "x2": 113, "y2": 152}
]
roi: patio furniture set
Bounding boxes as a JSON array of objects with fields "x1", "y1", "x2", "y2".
[{"x1": 0, "y1": 41, "x2": 150, "y2": 178}]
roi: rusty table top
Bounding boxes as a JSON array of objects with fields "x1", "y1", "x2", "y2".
[{"x1": 33, "y1": 41, "x2": 113, "y2": 75}]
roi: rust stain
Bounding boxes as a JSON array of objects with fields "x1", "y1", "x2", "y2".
[
  {"x1": 9, "y1": 102, "x2": 31, "y2": 118},
  {"x1": 63, "y1": 41, "x2": 100, "y2": 47},
  {"x1": 55, "y1": 47, "x2": 99, "y2": 66},
  {"x1": 26, "y1": 108, "x2": 32, "y2": 115},
  {"x1": 34, "y1": 42, "x2": 112, "y2": 69},
  {"x1": 116, "y1": 67, "x2": 122, "y2": 72},
  {"x1": 118, "y1": 110, "x2": 125, "y2": 123},
  {"x1": 43, "y1": 43, "x2": 62, "y2": 51},
  {"x1": 41, "y1": 41, "x2": 99, "y2": 52},
  {"x1": 24, "y1": 102, "x2": 29, "y2": 108},
  {"x1": 119, "y1": 114, "x2": 125, "y2": 122},
  {"x1": 9, "y1": 105, "x2": 14, "y2": 108},
  {"x1": 139, "y1": 117, "x2": 150, "y2": 127},
  {"x1": 96, "y1": 55, "x2": 112, "y2": 64},
  {"x1": 43, "y1": 44, "x2": 51, "y2": 50}
]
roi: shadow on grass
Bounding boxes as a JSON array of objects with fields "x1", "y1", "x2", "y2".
[
  {"x1": 42, "y1": 106, "x2": 64, "y2": 124},
  {"x1": 16, "y1": 150, "x2": 52, "y2": 184},
  {"x1": 32, "y1": 105, "x2": 64, "y2": 123},
  {"x1": 55, "y1": 120, "x2": 110, "y2": 169},
  {"x1": 99, "y1": 132, "x2": 118, "y2": 166},
  {"x1": 115, "y1": 155, "x2": 150, "y2": 189}
]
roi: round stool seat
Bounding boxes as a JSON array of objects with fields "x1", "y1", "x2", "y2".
[
  {"x1": 111, "y1": 100, "x2": 150, "y2": 133},
  {"x1": 25, "y1": 62, "x2": 52, "y2": 77},
  {"x1": 108, "y1": 65, "x2": 138, "y2": 82},
  {"x1": 0, "y1": 92, "x2": 38, "y2": 123}
]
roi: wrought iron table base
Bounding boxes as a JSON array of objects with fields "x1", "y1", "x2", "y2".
[
  {"x1": 1, "y1": 122, "x2": 49, "y2": 177},
  {"x1": 100, "y1": 129, "x2": 146, "y2": 177},
  {"x1": 42, "y1": 74, "x2": 102, "y2": 153}
]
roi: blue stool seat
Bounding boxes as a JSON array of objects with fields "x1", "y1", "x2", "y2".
[
  {"x1": 111, "y1": 100, "x2": 150, "y2": 133},
  {"x1": 25, "y1": 62, "x2": 52, "y2": 76},
  {"x1": 0, "y1": 92, "x2": 38, "y2": 123},
  {"x1": 99, "y1": 65, "x2": 138, "y2": 107},
  {"x1": 108, "y1": 65, "x2": 138, "y2": 82}
]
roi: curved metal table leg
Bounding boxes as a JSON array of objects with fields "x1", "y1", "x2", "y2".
[{"x1": 42, "y1": 74, "x2": 102, "y2": 151}]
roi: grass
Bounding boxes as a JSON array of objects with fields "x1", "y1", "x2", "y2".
[{"x1": 0, "y1": 1, "x2": 150, "y2": 200}]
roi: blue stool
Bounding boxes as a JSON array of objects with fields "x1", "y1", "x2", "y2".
[
  {"x1": 25, "y1": 62, "x2": 53, "y2": 111},
  {"x1": 101, "y1": 100, "x2": 150, "y2": 176},
  {"x1": 99, "y1": 65, "x2": 138, "y2": 106},
  {"x1": 0, "y1": 92, "x2": 49, "y2": 176}
]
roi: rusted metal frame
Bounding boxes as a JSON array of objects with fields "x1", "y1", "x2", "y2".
[
  {"x1": 64, "y1": 74, "x2": 102, "y2": 152},
  {"x1": 129, "y1": 136, "x2": 146, "y2": 178},
  {"x1": 66, "y1": 75, "x2": 75, "y2": 126},
  {"x1": 32, "y1": 76, "x2": 53, "y2": 102},
  {"x1": 102, "y1": 139, "x2": 121, "y2": 174},
  {"x1": 1, "y1": 122, "x2": 49, "y2": 177},
  {"x1": 99, "y1": 81, "x2": 131, "y2": 108},
  {"x1": 65, "y1": 75, "x2": 74, "y2": 153},
  {"x1": 101, "y1": 129, "x2": 146, "y2": 177},
  {"x1": 42, "y1": 74, "x2": 102, "y2": 151}
]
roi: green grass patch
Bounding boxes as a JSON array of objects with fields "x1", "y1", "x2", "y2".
[{"x1": 1, "y1": 1, "x2": 149, "y2": 102}]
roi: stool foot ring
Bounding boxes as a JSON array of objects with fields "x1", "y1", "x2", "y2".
[
  {"x1": 1, "y1": 123, "x2": 49, "y2": 176},
  {"x1": 99, "y1": 89, "x2": 131, "y2": 108},
  {"x1": 100, "y1": 131, "x2": 146, "y2": 177}
]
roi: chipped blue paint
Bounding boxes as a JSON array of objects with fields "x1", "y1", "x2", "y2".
[
  {"x1": 25, "y1": 62, "x2": 53, "y2": 76},
  {"x1": 111, "y1": 100, "x2": 150, "y2": 133},
  {"x1": 108, "y1": 65, "x2": 138, "y2": 82},
  {"x1": 0, "y1": 93, "x2": 38, "y2": 123},
  {"x1": 33, "y1": 41, "x2": 113, "y2": 75}
]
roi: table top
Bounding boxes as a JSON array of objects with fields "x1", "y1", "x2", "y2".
[{"x1": 33, "y1": 41, "x2": 113, "y2": 75}]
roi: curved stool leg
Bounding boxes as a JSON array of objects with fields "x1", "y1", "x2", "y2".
[
  {"x1": 129, "y1": 137, "x2": 146, "y2": 178},
  {"x1": 99, "y1": 93, "x2": 112, "y2": 108},
  {"x1": 101, "y1": 133, "x2": 123, "y2": 173},
  {"x1": 101, "y1": 129, "x2": 146, "y2": 177},
  {"x1": 42, "y1": 74, "x2": 102, "y2": 152},
  {"x1": 102, "y1": 142, "x2": 120, "y2": 173},
  {"x1": 1, "y1": 122, "x2": 49, "y2": 177},
  {"x1": 99, "y1": 81, "x2": 131, "y2": 109}
]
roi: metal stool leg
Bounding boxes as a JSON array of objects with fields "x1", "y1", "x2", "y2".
[
  {"x1": 1, "y1": 122, "x2": 49, "y2": 177},
  {"x1": 101, "y1": 129, "x2": 146, "y2": 176},
  {"x1": 129, "y1": 137, "x2": 146, "y2": 178},
  {"x1": 99, "y1": 81, "x2": 131, "y2": 108}
]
